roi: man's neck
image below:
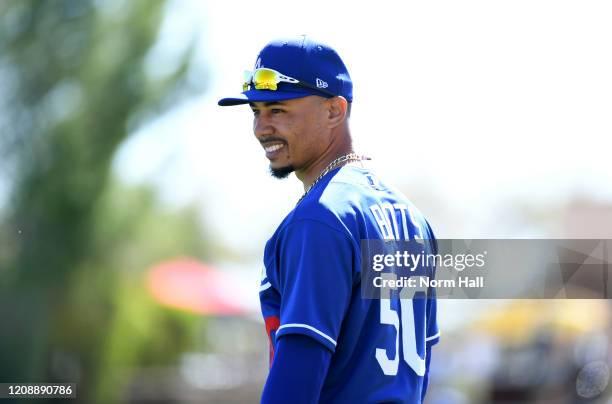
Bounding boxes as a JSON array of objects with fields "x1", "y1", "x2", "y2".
[{"x1": 296, "y1": 144, "x2": 354, "y2": 191}]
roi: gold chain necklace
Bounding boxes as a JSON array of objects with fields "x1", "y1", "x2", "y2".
[{"x1": 296, "y1": 152, "x2": 369, "y2": 205}]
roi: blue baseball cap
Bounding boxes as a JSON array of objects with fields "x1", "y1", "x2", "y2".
[{"x1": 218, "y1": 35, "x2": 352, "y2": 106}]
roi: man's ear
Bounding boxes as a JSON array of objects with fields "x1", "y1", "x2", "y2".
[{"x1": 326, "y1": 96, "x2": 348, "y2": 128}]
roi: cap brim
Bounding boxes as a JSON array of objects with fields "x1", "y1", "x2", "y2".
[{"x1": 218, "y1": 89, "x2": 314, "y2": 106}]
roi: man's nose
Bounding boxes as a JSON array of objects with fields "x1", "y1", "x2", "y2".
[{"x1": 253, "y1": 114, "x2": 273, "y2": 138}]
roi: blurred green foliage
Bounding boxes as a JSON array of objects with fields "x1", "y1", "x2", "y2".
[{"x1": 0, "y1": 0, "x2": 207, "y2": 402}]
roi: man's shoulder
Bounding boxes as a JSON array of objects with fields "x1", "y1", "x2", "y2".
[
  {"x1": 281, "y1": 198, "x2": 346, "y2": 235},
  {"x1": 271, "y1": 175, "x2": 363, "y2": 243},
  {"x1": 291, "y1": 169, "x2": 367, "y2": 225},
  {"x1": 287, "y1": 165, "x2": 405, "y2": 226},
  {"x1": 265, "y1": 205, "x2": 355, "y2": 258}
]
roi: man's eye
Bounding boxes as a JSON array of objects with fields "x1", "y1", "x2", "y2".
[
  {"x1": 251, "y1": 109, "x2": 260, "y2": 116},
  {"x1": 271, "y1": 108, "x2": 284, "y2": 114}
]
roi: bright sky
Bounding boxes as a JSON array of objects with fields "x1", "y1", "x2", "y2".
[{"x1": 114, "y1": 0, "x2": 612, "y2": 254}]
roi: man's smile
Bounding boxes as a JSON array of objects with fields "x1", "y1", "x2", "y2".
[{"x1": 262, "y1": 141, "x2": 286, "y2": 159}]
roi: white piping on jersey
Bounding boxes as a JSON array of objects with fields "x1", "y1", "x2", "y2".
[
  {"x1": 425, "y1": 331, "x2": 441, "y2": 342},
  {"x1": 277, "y1": 323, "x2": 337, "y2": 346},
  {"x1": 259, "y1": 281, "x2": 272, "y2": 292}
]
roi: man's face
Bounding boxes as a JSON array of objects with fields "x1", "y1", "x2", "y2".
[{"x1": 250, "y1": 96, "x2": 330, "y2": 179}]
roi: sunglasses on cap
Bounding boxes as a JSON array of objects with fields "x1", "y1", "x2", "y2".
[{"x1": 243, "y1": 68, "x2": 337, "y2": 98}]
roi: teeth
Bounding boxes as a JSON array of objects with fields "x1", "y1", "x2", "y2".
[{"x1": 264, "y1": 144, "x2": 284, "y2": 153}]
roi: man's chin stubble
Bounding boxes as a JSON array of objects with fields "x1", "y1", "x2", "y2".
[{"x1": 270, "y1": 165, "x2": 295, "y2": 179}]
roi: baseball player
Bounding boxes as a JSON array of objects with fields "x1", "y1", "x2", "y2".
[{"x1": 219, "y1": 35, "x2": 439, "y2": 404}]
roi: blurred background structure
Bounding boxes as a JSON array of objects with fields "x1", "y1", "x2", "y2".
[{"x1": 1, "y1": 0, "x2": 611, "y2": 403}]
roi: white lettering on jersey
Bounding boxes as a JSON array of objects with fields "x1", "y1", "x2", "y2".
[
  {"x1": 369, "y1": 202, "x2": 425, "y2": 243},
  {"x1": 375, "y1": 273, "x2": 400, "y2": 375},
  {"x1": 369, "y1": 204, "x2": 395, "y2": 240},
  {"x1": 376, "y1": 273, "x2": 429, "y2": 376},
  {"x1": 370, "y1": 202, "x2": 429, "y2": 376},
  {"x1": 381, "y1": 202, "x2": 401, "y2": 240}
]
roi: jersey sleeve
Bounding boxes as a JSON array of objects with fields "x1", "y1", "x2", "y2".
[
  {"x1": 260, "y1": 334, "x2": 332, "y2": 404},
  {"x1": 273, "y1": 219, "x2": 355, "y2": 352}
]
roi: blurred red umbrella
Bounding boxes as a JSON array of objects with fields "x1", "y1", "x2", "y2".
[{"x1": 147, "y1": 258, "x2": 252, "y2": 316}]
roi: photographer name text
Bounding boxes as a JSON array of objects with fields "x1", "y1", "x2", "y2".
[{"x1": 373, "y1": 275, "x2": 484, "y2": 289}]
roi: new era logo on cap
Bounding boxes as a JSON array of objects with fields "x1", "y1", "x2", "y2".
[{"x1": 316, "y1": 78, "x2": 328, "y2": 89}]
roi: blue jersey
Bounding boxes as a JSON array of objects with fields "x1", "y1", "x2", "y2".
[{"x1": 259, "y1": 165, "x2": 439, "y2": 403}]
